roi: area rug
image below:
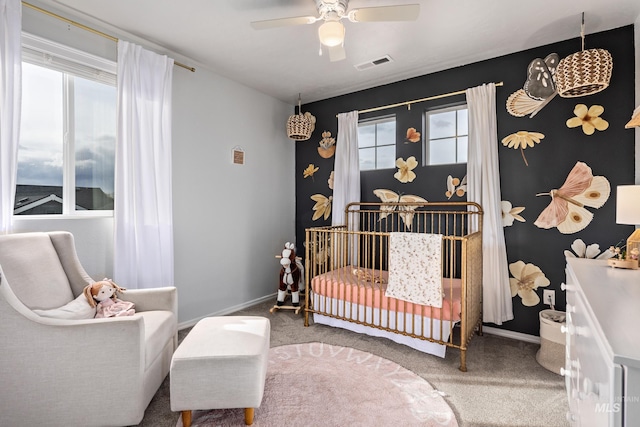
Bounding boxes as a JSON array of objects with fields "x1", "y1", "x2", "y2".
[{"x1": 176, "y1": 342, "x2": 458, "y2": 427}]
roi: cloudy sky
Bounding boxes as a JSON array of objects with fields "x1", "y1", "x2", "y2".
[{"x1": 19, "y1": 62, "x2": 116, "y2": 195}]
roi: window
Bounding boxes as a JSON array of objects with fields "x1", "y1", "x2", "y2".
[
  {"x1": 424, "y1": 105, "x2": 468, "y2": 165},
  {"x1": 15, "y1": 34, "x2": 117, "y2": 216},
  {"x1": 358, "y1": 116, "x2": 396, "y2": 171}
]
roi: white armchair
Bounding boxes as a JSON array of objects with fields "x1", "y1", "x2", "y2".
[{"x1": 0, "y1": 231, "x2": 178, "y2": 427}]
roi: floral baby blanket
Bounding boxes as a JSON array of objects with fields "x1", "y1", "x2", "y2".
[{"x1": 385, "y1": 232, "x2": 443, "y2": 308}]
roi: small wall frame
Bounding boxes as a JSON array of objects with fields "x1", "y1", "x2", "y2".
[{"x1": 232, "y1": 146, "x2": 245, "y2": 165}]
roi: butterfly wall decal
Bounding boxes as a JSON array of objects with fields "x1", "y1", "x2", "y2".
[
  {"x1": 373, "y1": 189, "x2": 427, "y2": 230},
  {"x1": 534, "y1": 161, "x2": 610, "y2": 234},
  {"x1": 445, "y1": 175, "x2": 467, "y2": 199},
  {"x1": 506, "y1": 53, "x2": 559, "y2": 118},
  {"x1": 310, "y1": 194, "x2": 332, "y2": 221},
  {"x1": 405, "y1": 127, "x2": 421, "y2": 143}
]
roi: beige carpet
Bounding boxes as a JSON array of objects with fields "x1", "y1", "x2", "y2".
[
  {"x1": 176, "y1": 342, "x2": 458, "y2": 427},
  {"x1": 140, "y1": 299, "x2": 569, "y2": 427}
]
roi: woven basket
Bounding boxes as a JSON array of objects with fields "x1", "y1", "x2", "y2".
[
  {"x1": 287, "y1": 113, "x2": 313, "y2": 141},
  {"x1": 556, "y1": 48, "x2": 612, "y2": 98}
]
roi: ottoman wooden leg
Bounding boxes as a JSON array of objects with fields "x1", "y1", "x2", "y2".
[
  {"x1": 244, "y1": 407, "x2": 255, "y2": 425},
  {"x1": 181, "y1": 410, "x2": 192, "y2": 427}
]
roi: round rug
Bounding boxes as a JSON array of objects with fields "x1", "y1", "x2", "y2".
[{"x1": 177, "y1": 342, "x2": 458, "y2": 427}]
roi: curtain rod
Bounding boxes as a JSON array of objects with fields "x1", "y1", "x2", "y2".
[
  {"x1": 338, "y1": 81, "x2": 504, "y2": 116},
  {"x1": 22, "y1": 1, "x2": 196, "y2": 72}
]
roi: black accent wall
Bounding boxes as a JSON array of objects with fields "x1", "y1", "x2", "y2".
[{"x1": 295, "y1": 26, "x2": 635, "y2": 336}]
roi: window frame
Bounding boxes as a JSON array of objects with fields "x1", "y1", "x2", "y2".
[
  {"x1": 423, "y1": 104, "x2": 468, "y2": 166},
  {"x1": 357, "y1": 114, "x2": 397, "y2": 171},
  {"x1": 16, "y1": 33, "x2": 117, "y2": 219}
]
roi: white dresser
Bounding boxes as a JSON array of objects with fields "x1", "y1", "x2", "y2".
[{"x1": 564, "y1": 258, "x2": 640, "y2": 426}]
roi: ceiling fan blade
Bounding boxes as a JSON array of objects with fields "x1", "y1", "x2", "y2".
[
  {"x1": 349, "y1": 4, "x2": 420, "y2": 22},
  {"x1": 250, "y1": 15, "x2": 318, "y2": 30},
  {"x1": 328, "y1": 45, "x2": 346, "y2": 62}
]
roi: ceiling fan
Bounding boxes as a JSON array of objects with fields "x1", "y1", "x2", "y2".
[{"x1": 250, "y1": 0, "x2": 420, "y2": 62}]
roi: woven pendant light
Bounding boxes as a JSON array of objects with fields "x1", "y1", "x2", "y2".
[
  {"x1": 556, "y1": 13, "x2": 613, "y2": 98},
  {"x1": 287, "y1": 94, "x2": 316, "y2": 141}
]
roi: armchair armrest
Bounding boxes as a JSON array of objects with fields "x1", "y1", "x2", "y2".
[
  {"x1": 120, "y1": 286, "x2": 177, "y2": 315},
  {"x1": 1, "y1": 287, "x2": 148, "y2": 425}
]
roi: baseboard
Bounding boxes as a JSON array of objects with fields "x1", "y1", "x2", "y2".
[
  {"x1": 178, "y1": 299, "x2": 542, "y2": 346},
  {"x1": 178, "y1": 293, "x2": 277, "y2": 330},
  {"x1": 482, "y1": 326, "x2": 541, "y2": 344}
]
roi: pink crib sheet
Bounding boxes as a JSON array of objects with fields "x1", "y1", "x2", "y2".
[{"x1": 311, "y1": 266, "x2": 462, "y2": 322}]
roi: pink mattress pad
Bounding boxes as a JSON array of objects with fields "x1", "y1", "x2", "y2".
[{"x1": 311, "y1": 266, "x2": 462, "y2": 322}]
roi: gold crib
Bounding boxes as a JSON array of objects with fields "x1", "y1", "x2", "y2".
[{"x1": 304, "y1": 201, "x2": 483, "y2": 372}]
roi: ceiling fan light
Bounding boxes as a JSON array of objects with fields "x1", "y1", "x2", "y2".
[{"x1": 318, "y1": 21, "x2": 345, "y2": 47}]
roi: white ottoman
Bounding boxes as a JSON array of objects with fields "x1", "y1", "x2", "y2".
[{"x1": 170, "y1": 316, "x2": 270, "y2": 426}]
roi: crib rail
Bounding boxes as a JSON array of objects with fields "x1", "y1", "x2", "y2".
[{"x1": 304, "y1": 201, "x2": 483, "y2": 371}]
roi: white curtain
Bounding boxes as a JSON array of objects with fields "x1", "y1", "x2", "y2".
[
  {"x1": 0, "y1": 0, "x2": 21, "y2": 234},
  {"x1": 114, "y1": 41, "x2": 174, "y2": 288},
  {"x1": 466, "y1": 83, "x2": 513, "y2": 325},
  {"x1": 332, "y1": 111, "x2": 360, "y2": 226}
]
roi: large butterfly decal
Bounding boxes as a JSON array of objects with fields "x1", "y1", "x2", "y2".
[
  {"x1": 506, "y1": 53, "x2": 559, "y2": 118},
  {"x1": 373, "y1": 189, "x2": 427, "y2": 230},
  {"x1": 534, "y1": 161, "x2": 610, "y2": 234}
]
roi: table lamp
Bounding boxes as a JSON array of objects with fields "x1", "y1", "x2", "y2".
[{"x1": 616, "y1": 185, "x2": 640, "y2": 263}]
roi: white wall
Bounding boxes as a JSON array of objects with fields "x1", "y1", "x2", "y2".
[
  {"x1": 171, "y1": 67, "x2": 294, "y2": 325},
  {"x1": 19, "y1": 2, "x2": 295, "y2": 326}
]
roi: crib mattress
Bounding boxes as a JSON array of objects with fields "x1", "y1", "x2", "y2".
[{"x1": 311, "y1": 266, "x2": 462, "y2": 322}]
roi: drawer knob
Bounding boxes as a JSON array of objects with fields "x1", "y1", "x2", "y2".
[
  {"x1": 560, "y1": 367, "x2": 571, "y2": 377},
  {"x1": 561, "y1": 283, "x2": 575, "y2": 292}
]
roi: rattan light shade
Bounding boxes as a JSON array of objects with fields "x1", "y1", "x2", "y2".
[
  {"x1": 287, "y1": 94, "x2": 315, "y2": 141},
  {"x1": 556, "y1": 48, "x2": 612, "y2": 98},
  {"x1": 287, "y1": 113, "x2": 314, "y2": 141}
]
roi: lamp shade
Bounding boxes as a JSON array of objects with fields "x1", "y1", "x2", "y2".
[
  {"x1": 318, "y1": 21, "x2": 345, "y2": 47},
  {"x1": 616, "y1": 185, "x2": 640, "y2": 225},
  {"x1": 625, "y1": 105, "x2": 640, "y2": 129}
]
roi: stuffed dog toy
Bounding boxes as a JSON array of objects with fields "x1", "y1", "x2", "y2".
[{"x1": 83, "y1": 279, "x2": 135, "y2": 318}]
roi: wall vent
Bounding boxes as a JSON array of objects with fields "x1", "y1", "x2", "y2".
[{"x1": 354, "y1": 55, "x2": 393, "y2": 71}]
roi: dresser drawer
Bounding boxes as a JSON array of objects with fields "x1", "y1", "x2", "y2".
[
  {"x1": 572, "y1": 289, "x2": 622, "y2": 426},
  {"x1": 565, "y1": 259, "x2": 640, "y2": 427},
  {"x1": 564, "y1": 278, "x2": 578, "y2": 418}
]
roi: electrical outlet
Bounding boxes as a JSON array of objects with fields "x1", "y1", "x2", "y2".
[{"x1": 543, "y1": 289, "x2": 555, "y2": 306}]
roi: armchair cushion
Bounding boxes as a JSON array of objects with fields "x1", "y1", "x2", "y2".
[{"x1": 33, "y1": 293, "x2": 96, "y2": 320}]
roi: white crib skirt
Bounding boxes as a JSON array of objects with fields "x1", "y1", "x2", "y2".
[{"x1": 311, "y1": 292, "x2": 456, "y2": 358}]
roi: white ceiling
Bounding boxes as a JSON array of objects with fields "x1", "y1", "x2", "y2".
[{"x1": 36, "y1": 0, "x2": 640, "y2": 104}]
